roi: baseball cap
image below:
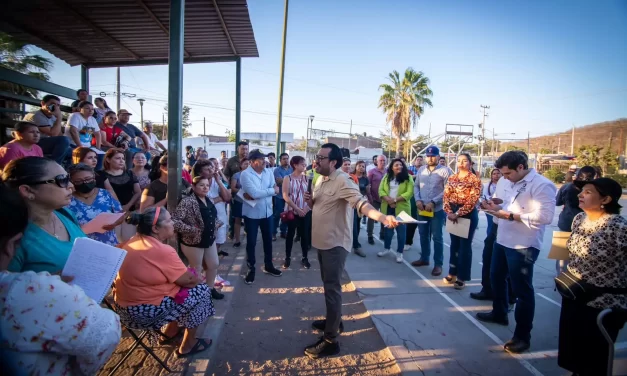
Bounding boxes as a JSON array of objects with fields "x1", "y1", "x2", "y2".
[
  {"x1": 118, "y1": 109, "x2": 133, "y2": 116},
  {"x1": 248, "y1": 149, "x2": 267, "y2": 160},
  {"x1": 425, "y1": 145, "x2": 440, "y2": 157},
  {"x1": 573, "y1": 177, "x2": 623, "y2": 206}
]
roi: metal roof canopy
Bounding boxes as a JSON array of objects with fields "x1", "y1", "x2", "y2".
[{"x1": 0, "y1": 0, "x2": 258, "y2": 68}]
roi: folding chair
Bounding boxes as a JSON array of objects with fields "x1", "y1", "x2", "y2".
[{"x1": 103, "y1": 297, "x2": 173, "y2": 375}]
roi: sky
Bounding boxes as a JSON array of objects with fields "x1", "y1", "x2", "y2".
[{"x1": 30, "y1": 0, "x2": 627, "y2": 142}]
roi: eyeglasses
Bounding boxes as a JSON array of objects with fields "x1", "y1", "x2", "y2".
[
  {"x1": 29, "y1": 174, "x2": 71, "y2": 188},
  {"x1": 315, "y1": 155, "x2": 329, "y2": 161}
]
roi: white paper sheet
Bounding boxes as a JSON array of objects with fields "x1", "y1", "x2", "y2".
[
  {"x1": 237, "y1": 190, "x2": 257, "y2": 207},
  {"x1": 395, "y1": 211, "x2": 427, "y2": 224},
  {"x1": 81, "y1": 212, "x2": 125, "y2": 234},
  {"x1": 446, "y1": 217, "x2": 471, "y2": 239},
  {"x1": 61, "y1": 237, "x2": 127, "y2": 303}
]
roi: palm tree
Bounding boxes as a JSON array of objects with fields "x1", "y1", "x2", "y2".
[
  {"x1": 378, "y1": 68, "x2": 433, "y2": 156},
  {"x1": 0, "y1": 32, "x2": 52, "y2": 98}
]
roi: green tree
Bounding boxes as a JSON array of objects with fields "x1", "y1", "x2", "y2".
[
  {"x1": 575, "y1": 145, "x2": 602, "y2": 169},
  {"x1": 378, "y1": 68, "x2": 433, "y2": 156},
  {"x1": 225, "y1": 129, "x2": 236, "y2": 142},
  {"x1": 506, "y1": 145, "x2": 525, "y2": 151},
  {"x1": 0, "y1": 32, "x2": 53, "y2": 98},
  {"x1": 539, "y1": 148, "x2": 552, "y2": 154},
  {"x1": 163, "y1": 104, "x2": 192, "y2": 138}
]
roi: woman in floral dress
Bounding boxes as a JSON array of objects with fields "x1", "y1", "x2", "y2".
[{"x1": 67, "y1": 163, "x2": 125, "y2": 246}]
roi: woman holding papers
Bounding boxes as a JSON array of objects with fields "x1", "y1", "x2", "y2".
[
  {"x1": 557, "y1": 177, "x2": 626, "y2": 376},
  {"x1": 116, "y1": 207, "x2": 215, "y2": 358},
  {"x1": 3, "y1": 157, "x2": 88, "y2": 273},
  {"x1": 443, "y1": 153, "x2": 482, "y2": 290},
  {"x1": 377, "y1": 158, "x2": 414, "y2": 263},
  {"x1": 67, "y1": 163, "x2": 125, "y2": 246},
  {"x1": 282, "y1": 156, "x2": 312, "y2": 269},
  {"x1": 0, "y1": 183, "x2": 121, "y2": 375},
  {"x1": 172, "y1": 176, "x2": 224, "y2": 300},
  {"x1": 230, "y1": 158, "x2": 250, "y2": 248}
]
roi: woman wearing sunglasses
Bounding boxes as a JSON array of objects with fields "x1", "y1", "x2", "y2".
[{"x1": 2, "y1": 157, "x2": 87, "y2": 273}]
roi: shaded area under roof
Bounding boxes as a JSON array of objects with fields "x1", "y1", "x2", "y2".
[{"x1": 0, "y1": 0, "x2": 259, "y2": 68}]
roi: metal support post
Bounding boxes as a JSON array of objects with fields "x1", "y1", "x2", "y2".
[
  {"x1": 235, "y1": 57, "x2": 241, "y2": 154},
  {"x1": 116, "y1": 67, "x2": 121, "y2": 111},
  {"x1": 166, "y1": 0, "x2": 185, "y2": 213},
  {"x1": 275, "y1": 0, "x2": 289, "y2": 157},
  {"x1": 80, "y1": 65, "x2": 89, "y2": 96}
]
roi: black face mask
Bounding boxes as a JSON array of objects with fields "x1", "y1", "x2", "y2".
[{"x1": 75, "y1": 181, "x2": 96, "y2": 194}]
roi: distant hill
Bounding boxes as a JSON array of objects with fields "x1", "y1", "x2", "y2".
[{"x1": 504, "y1": 118, "x2": 627, "y2": 155}]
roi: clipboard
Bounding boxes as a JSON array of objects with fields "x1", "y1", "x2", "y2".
[
  {"x1": 547, "y1": 231, "x2": 571, "y2": 261},
  {"x1": 446, "y1": 217, "x2": 471, "y2": 239}
]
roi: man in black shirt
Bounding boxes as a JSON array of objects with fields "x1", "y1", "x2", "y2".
[{"x1": 70, "y1": 89, "x2": 89, "y2": 112}]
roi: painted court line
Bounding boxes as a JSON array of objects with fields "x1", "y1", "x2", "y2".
[
  {"x1": 520, "y1": 342, "x2": 627, "y2": 360},
  {"x1": 536, "y1": 293, "x2": 562, "y2": 308},
  {"x1": 372, "y1": 235, "x2": 544, "y2": 376}
]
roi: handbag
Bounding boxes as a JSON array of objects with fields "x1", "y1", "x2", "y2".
[
  {"x1": 555, "y1": 270, "x2": 627, "y2": 303},
  {"x1": 280, "y1": 210, "x2": 295, "y2": 222}
]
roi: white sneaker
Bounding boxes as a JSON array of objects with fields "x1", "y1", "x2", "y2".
[
  {"x1": 377, "y1": 249, "x2": 391, "y2": 257},
  {"x1": 396, "y1": 253, "x2": 403, "y2": 263},
  {"x1": 403, "y1": 244, "x2": 411, "y2": 251}
]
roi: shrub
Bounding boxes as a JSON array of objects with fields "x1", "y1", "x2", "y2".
[
  {"x1": 544, "y1": 168, "x2": 566, "y2": 184},
  {"x1": 606, "y1": 174, "x2": 627, "y2": 188}
]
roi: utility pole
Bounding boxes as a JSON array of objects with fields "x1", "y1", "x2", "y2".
[
  {"x1": 137, "y1": 98, "x2": 145, "y2": 127},
  {"x1": 479, "y1": 105, "x2": 490, "y2": 174},
  {"x1": 274, "y1": 0, "x2": 289, "y2": 157},
  {"x1": 558, "y1": 136, "x2": 561, "y2": 154},
  {"x1": 571, "y1": 124, "x2": 575, "y2": 155},
  {"x1": 306, "y1": 115, "x2": 314, "y2": 162},
  {"x1": 162, "y1": 113, "x2": 166, "y2": 140},
  {"x1": 116, "y1": 67, "x2": 121, "y2": 111},
  {"x1": 349, "y1": 119, "x2": 352, "y2": 151},
  {"x1": 527, "y1": 131, "x2": 530, "y2": 154},
  {"x1": 203, "y1": 117, "x2": 207, "y2": 151}
]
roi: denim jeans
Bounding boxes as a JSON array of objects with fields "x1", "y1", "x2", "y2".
[
  {"x1": 418, "y1": 209, "x2": 445, "y2": 266},
  {"x1": 243, "y1": 216, "x2": 274, "y2": 270},
  {"x1": 352, "y1": 209, "x2": 361, "y2": 249},
  {"x1": 491, "y1": 243, "x2": 540, "y2": 342},
  {"x1": 485, "y1": 213, "x2": 494, "y2": 236},
  {"x1": 367, "y1": 200, "x2": 384, "y2": 238},
  {"x1": 38, "y1": 136, "x2": 71, "y2": 166},
  {"x1": 405, "y1": 196, "x2": 418, "y2": 245},
  {"x1": 383, "y1": 207, "x2": 406, "y2": 253},
  {"x1": 272, "y1": 197, "x2": 287, "y2": 235},
  {"x1": 448, "y1": 208, "x2": 478, "y2": 281}
]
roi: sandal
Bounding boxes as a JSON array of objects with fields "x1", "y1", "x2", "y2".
[
  {"x1": 175, "y1": 338, "x2": 212, "y2": 358},
  {"x1": 454, "y1": 280, "x2": 465, "y2": 290},
  {"x1": 159, "y1": 328, "x2": 184, "y2": 345},
  {"x1": 443, "y1": 275, "x2": 457, "y2": 284}
]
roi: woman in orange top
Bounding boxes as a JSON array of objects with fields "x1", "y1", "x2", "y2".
[
  {"x1": 114, "y1": 207, "x2": 215, "y2": 358},
  {"x1": 443, "y1": 153, "x2": 482, "y2": 290}
]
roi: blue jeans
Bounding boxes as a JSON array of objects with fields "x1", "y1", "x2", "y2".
[
  {"x1": 272, "y1": 197, "x2": 287, "y2": 235},
  {"x1": 384, "y1": 207, "x2": 406, "y2": 253},
  {"x1": 243, "y1": 216, "x2": 274, "y2": 270},
  {"x1": 38, "y1": 136, "x2": 71, "y2": 166},
  {"x1": 418, "y1": 209, "x2": 445, "y2": 266},
  {"x1": 491, "y1": 243, "x2": 540, "y2": 342},
  {"x1": 486, "y1": 213, "x2": 494, "y2": 236},
  {"x1": 352, "y1": 209, "x2": 361, "y2": 249},
  {"x1": 448, "y1": 208, "x2": 478, "y2": 281}
]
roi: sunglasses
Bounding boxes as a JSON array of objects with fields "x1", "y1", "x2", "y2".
[{"x1": 29, "y1": 174, "x2": 71, "y2": 188}]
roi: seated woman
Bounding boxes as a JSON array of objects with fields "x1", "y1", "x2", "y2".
[
  {"x1": 172, "y1": 176, "x2": 224, "y2": 300},
  {"x1": 67, "y1": 163, "x2": 125, "y2": 246},
  {"x1": 72, "y1": 146, "x2": 118, "y2": 200},
  {"x1": 0, "y1": 183, "x2": 121, "y2": 375},
  {"x1": 3, "y1": 157, "x2": 86, "y2": 273},
  {"x1": 114, "y1": 207, "x2": 215, "y2": 358}
]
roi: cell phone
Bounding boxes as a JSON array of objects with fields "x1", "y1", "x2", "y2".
[{"x1": 47, "y1": 104, "x2": 56, "y2": 112}]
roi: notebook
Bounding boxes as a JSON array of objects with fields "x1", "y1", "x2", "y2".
[
  {"x1": 446, "y1": 217, "x2": 471, "y2": 239},
  {"x1": 61, "y1": 237, "x2": 127, "y2": 303},
  {"x1": 395, "y1": 211, "x2": 426, "y2": 224},
  {"x1": 548, "y1": 231, "x2": 571, "y2": 261}
]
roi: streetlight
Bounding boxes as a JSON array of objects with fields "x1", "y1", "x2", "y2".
[
  {"x1": 306, "y1": 115, "x2": 315, "y2": 161},
  {"x1": 137, "y1": 98, "x2": 145, "y2": 127}
]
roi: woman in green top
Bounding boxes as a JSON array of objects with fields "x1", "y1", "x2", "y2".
[
  {"x1": 378, "y1": 158, "x2": 414, "y2": 263},
  {"x1": 2, "y1": 157, "x2": 87, "y2": 273}
]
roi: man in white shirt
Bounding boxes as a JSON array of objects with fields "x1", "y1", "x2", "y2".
[
  {"x1": 240, "y1": 149, "x2": 283, "y2": 284},
  {"x1": 476, "y1": 151, "x2": 556, "y2": 353},
  {"x1": 365, "y1": 155, "x2": 378, "y2": 174},
  {"x1": 136, "y1": 121, "x2": 166, "y2": 152}
]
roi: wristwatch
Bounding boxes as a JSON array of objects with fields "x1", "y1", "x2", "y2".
[{"x1": 508, "y1": 213, "x2": 514, "y2": 221}]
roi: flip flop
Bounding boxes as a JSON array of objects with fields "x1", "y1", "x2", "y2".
[
  {"x1": 158, "y1": 328, "x2": 184, "y2": 345},
  {"x1": 175, "y1": 339, "x2": 212, "y2": 358}
]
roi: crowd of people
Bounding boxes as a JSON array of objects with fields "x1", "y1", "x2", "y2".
[{"x1": 0, "y1": 93, "x2": 624, "y2": 374}]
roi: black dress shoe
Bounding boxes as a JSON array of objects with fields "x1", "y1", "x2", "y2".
[
  {"x1": 304, "y1": 337, "x2": 340, "y2": 359},
  {"x1": 476, "y1": 312, "x2": 509, "y2": 326},
  {"x1": 504, "y1": 337, "x2": 530, "y2": 353},
  {"x1": 469, "y1": 290, "x2": 493, "y2": 301},
  {"x1": 368, "y1": 237, "x2": 375, "y2": 245}
]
